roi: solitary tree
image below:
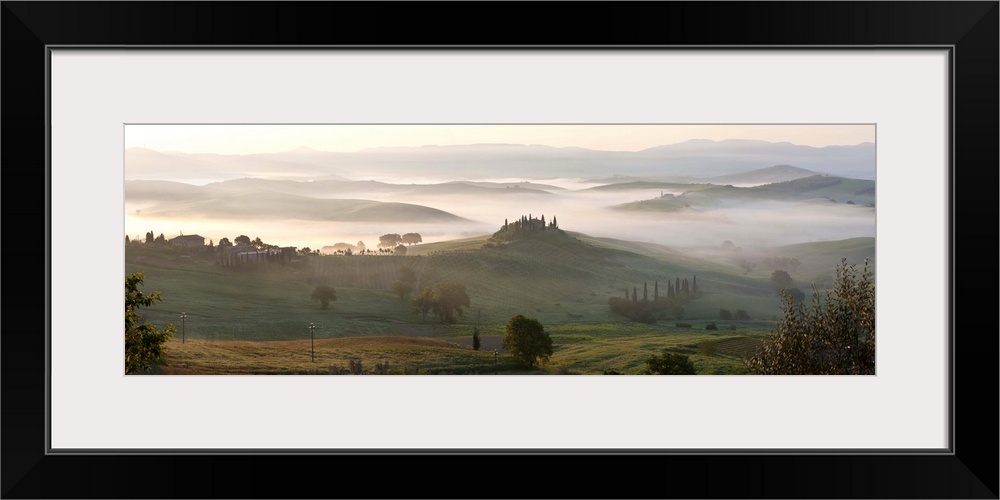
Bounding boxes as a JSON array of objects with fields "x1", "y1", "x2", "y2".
[
  {"x1": 234, "y1": 235, "x2": 252, "y2": 246},
  {"x1": 412, "y1": 283, "x2": 471, "y2": 323},
  {"x1": 502, "y1": 314, "x2": 553, "y2": 368},
  {"x1": 643, "y1": 351, "x2": 696, "y2": 375},
  {"x1": 125, "y1": 272, "x2": 176, "y2": 374},
  {"x1": 770, "y1": 270, "x2": 794, "y2": 291},
  {"x1": 402, "y1": 233, "x2": 423, "y2": 246},
  {"x1": 311, "y1": 285, "x2": 337, "y2": 309},
  {"x1": 430, "y1": 283, "x2": 470, "y2": 323},
  {"x1": 379, "y1": 233, "x2": 403, "y2": 248},
  {"x1": 746, "y1": 259, "x2": 875, "y2": 375},
  {"x1": 391, "y1": 280, "x2": 413, "y2": 300},
  {"x1": 218, "y1": 237, "x2": 233, "y2": 248}
]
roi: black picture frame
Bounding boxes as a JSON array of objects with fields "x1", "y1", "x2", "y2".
[{"x1": 3, "y1": 2, "x2": 996, "y2": 498}]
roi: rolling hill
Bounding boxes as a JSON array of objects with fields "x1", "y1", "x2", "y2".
[
  {"x1": 126, "y1": 181, "x2": 469, "y2": 223},
  {"x1": 125, "y1": 226, "x2": 875, "y2": 374},
  {"x1": 708, "y1": 165, "x2": 820, "y2": 185},
  {"x1": 198, "y1": 178, "x2": 558, "y2": 198},
  {"x1": 609, "y1": 175, "x2": 876, "y2": 212},
  {"x1": 751, "y1": 175, "x2": 876, "y2": 206}
]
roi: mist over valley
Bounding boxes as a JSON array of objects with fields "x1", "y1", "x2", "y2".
[{"x1": 124, "y1": 134, "x2": 877, "y2": 375}]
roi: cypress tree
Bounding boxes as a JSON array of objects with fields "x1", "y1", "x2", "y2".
[
  {"x1": 643, "y1": 282, "x2": 648, "y2": 301},
  {"x1": 654, "y1": 281, "x2": 659, "y2": 301},
  {"x1": 693, "y1": 275, "x2": 698, "y2": 294},
  {"x1": 667, "y1": 280, "x2": 674, "y2": 298},
  {"x1": 682, "y1": 278, "x2": 689, "y2": 293},
  {"x1": 632, "y1": 287, "x2": 638, "y2": 303},
  {"x1": 675, "y1": 277, "x2": 680, "y2": 294}
]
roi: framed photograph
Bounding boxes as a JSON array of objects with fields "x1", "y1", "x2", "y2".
[{"x1": 4, "y1": 2, "x2": 996, "y2": 498}]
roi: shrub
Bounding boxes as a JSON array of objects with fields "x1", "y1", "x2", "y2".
[
  {"x1": 706, "y1": 322, "x2": 718, "y2": 330},
  {"x1": 643, "y1": 351, "x2": 696, "y2": 375},
  {"x1": 348, "y1": 359, "x2": 364, "y2": 375},
  {"x1": 125, "y1": 272, "x2": 176, "y2": 374},
  {"x1": 672, "y1": 305, "x2": 685, "y2": 320},
  {"x1": 311, "y1": 285, "x2": 337, "y2": 309},
  {"x1": 719, "y1": 308, "x2": 734, "y2": 320}
]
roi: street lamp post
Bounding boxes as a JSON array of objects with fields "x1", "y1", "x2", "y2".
[
  {"x1": 180, "y1": 312, "x2": 187, "y2": 344},
  {"x1": 309, "y1": 323, "x2": 316, "y2": 363}
]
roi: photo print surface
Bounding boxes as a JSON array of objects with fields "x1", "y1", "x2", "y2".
[{"x1": 124, "y1": 124, "x2": 876, "y2": 376}]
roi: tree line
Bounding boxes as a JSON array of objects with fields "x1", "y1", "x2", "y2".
[{"x1": 607, "y1": 275, "x2": 703, "y2": 323}]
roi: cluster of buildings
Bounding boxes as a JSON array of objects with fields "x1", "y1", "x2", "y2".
[{"x1": 163, "y1": 234, "x2": 296, "y2": 267}]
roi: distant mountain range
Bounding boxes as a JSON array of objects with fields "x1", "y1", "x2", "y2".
[{"x1": 125, "y1": 139, "x2": 876, "y2": 182}]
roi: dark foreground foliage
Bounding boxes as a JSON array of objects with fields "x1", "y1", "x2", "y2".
[{"x1": 746, "y1": 258, "x2": 875, "y2": 375}]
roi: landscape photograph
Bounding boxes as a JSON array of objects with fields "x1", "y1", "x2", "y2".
[{"x1": 124, "y1": 124, "x2": 876, "y2": 375}]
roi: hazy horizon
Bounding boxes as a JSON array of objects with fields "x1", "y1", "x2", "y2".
[
  {"x1": 125, "y1": 126, "x2": 875, "y2": 253},
  {"x1": 125, "y1": 124, "x2": 875, "y2": 155}
]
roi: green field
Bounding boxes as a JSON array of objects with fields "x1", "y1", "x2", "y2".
[{"x1": 126, "y1": 229, "x2": 869, "y2": 375}]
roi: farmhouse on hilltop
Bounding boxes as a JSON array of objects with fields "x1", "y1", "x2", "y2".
[
  {"x1": 219, "y1": 244, "x2": 296, "y2": 267},
  {"x1": 168, "y1": 234, "x2": 205, "y2": 249}
]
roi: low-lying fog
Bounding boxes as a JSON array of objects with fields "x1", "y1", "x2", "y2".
[{"x1": 125, "y1": 174, "x2": 875, "y2": 253}]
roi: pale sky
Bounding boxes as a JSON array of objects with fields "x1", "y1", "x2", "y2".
[{"x1": 125, "y1": 124, "x2": 875, "y2": 155}]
